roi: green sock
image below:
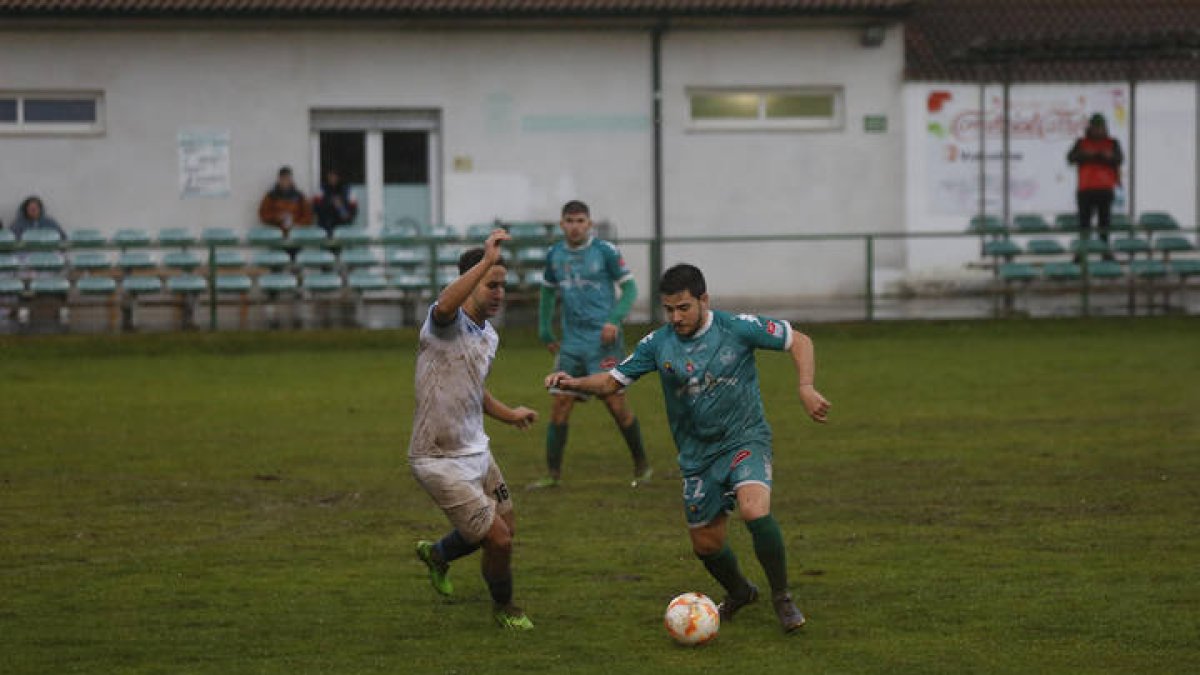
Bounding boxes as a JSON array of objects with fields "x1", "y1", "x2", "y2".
[
  {"x1": 746, "y1": 514, "x2": 789, "y2": 596},
  {"x1": 698, "y1": 545, "x2": 752, "y2": 598},
  {"x1": 546, "y1": 423, "x2": 568, "y2": 476},
  {"x1": 619, "y1": 418, "x2": 648, "y2": 470}
]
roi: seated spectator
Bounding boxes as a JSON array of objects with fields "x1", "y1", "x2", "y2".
[
  {"x1": 257, "y1": 166, "x2": 313, "y2": 233},
  {"x1": 11, "y1": 196, "x2": 66, "y2": 240},
  {"x1": 312, "y1": 168, "x2": 359, "y2": 235}
]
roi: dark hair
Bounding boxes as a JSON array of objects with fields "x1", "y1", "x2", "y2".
[
  {"x1": 562, "y1": 200, "x2": 590, "y2": 217},
  {"x1": 659, "y1": 263, "x2": 706, "y2": 298},
  {"x1": 278, "y1": 166, "x2": 293, "y2": 176},
  {"x1": 19, "y1": 195, "x2": 44, "y2": 220},
  {"x1": 458, "y1": 247, "x2": 507, "y2": 274}
]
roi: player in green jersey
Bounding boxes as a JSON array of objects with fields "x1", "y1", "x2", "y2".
[
  {"x1": 545, "y1": 263, "x2": 831, "y2": 633},
  {"x1": 529, "y1": 200, "x2": 650, "y2": 489}
]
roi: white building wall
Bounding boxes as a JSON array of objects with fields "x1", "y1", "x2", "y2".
[{"x1": 660, "y1": 24, "x2": 907, "y2": 299}]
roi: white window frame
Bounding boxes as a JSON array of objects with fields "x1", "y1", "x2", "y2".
[
  {"x1": 0, "y1": 91, "x2": 105, "y2": 135},
  {"x1": 686, "y1": 87, "x2": 844, "y2": 132}
]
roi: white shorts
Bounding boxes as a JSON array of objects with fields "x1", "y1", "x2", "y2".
[{"x1": 409, "y1": 452, "x2": 512, "y2": 543}]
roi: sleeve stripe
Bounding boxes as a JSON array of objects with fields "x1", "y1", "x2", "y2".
[
  {"x1": 615, "y1": 272, "x2": 634, "y2": 285},
  {"x1": 609, "y1": 368, "x2": 633, "y2": 386},
  {"x1": 781, "y1": 319, "x2": 794, "y2": 351}
]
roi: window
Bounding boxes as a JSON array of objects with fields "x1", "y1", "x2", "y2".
[
  {"x1": 0, "y1": 92, "x2": 104, "y2": 134},
  {"x1": 687, "y1": 88, "x2": 843, "y2": 131}
]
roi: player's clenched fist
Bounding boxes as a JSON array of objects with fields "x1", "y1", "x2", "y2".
[
  {"x1": 799, "y1": 385, "x2": 831, "y2": 423},
  {"x1": 544, "y1": 371, "x2": 571, "y2": 390}
]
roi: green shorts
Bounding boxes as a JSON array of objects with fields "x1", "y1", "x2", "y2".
[
  {"x1": 549, "y1": 341, "x2": 625, "y2": 400},
  {"x1": 682, "y1": 443, "x2": 774, "y2": 528}
]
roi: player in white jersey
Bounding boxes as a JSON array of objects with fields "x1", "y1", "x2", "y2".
[{"x1": 411, "y1": 229, "x2": 539, "y2": 631}]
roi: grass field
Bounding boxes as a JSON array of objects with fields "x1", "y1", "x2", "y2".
[{"x1": 2, "y1": 317, "x2": 1198, "y2": 674}]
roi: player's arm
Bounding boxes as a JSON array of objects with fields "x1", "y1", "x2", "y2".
[
  {"x1": 538, "y1": 284, "x2": 560, "y2": 354},
  {"x1": 432, "y1": 229, "x2": 510, "y2": 325},
  {"x1": 789, "y1": 331, "x2": 831, "y2": 424},
  {"x1": 544, "y1": 371, "x2": 624, "y2": 397},
  {"x1": 601, "y1": 277, "x2": 638, "y2": 345},
  {"x1": 483, "y1": 390, "x2": 538, "y2": 430}
]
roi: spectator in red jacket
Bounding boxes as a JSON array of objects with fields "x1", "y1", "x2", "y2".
[
  {"x1": 258, "y1": 166, "x2": 313, "y2": 233},
  {"x1": 1067, "y1": 114, "x2": 1123, "y2": 257}
]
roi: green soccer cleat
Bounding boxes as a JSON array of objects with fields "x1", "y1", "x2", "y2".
[
  {"x1": 630, "y1": 466, "x2": 653, "y2": 488},
  {"x1": 494, "y1": 605, "x2": 535, "y2": 631},
  {"x1": 526, "y1": 476, "x2": 561, "y2": 491},
  {"x1": 415, "y1": 540, "x2": 453, "y2": 597}
]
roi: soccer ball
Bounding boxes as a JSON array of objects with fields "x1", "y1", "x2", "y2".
[{"x1": 664, "y1": 592, "x2": 720, "y2": 646}]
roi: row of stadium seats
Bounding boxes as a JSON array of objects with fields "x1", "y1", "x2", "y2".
[
  {"x1": 981, "y1": 235, "x2": 1197, "y2": 259},
  {"x1": 0, "y1": 222, "x2": 556, "y2": 251},
  {"x1": 967, "y1": 211, "x2": 1184, "y2": 234},
  {"x1": 998, "y1": 259, "x2": 1200, "y2": 283}
]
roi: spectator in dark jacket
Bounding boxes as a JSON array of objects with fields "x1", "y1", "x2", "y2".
[
  {"x1": 1067, "y1": 113, "x2": 1123, "y2": 254},
  {"x1": 258, "y1": 166, "x2": 313, "y2": 233},
  {"x1": 313, "y1": 168, "x2": 359, "y2": 235},
  {"x1": 11, "y1": 196, "x2": 66, "y2": 240}
]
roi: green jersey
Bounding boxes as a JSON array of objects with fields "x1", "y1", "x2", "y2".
[
  {"x1": 542, "y1": 237, "x2": 632, "y2": 352},
  {"x1": 612, "y1": 310, "x2": 794, "y2": 474}
]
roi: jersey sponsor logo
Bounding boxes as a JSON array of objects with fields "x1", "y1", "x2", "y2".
[
  {"x1": 686, "y1": 362, "x2": 695, "y2": 374},
  {"x1": 767, "y1": 320, "x2": 778, "y2": 335},
  {"x1": 600, "y1": 356, "x2": 618, "y2": 370},
  {"x1": 662, "y1": 360, "x2": 674, "y2": 373},
  {"x1": 731, "y1": 449, "x2": 752, "y2": 469}
]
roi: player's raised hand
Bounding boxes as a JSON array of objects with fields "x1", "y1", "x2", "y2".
[
  {"x1": 484, "y1": 229, "x2": 511, "y2": 264},
  {"x1": 509, "y1": 406, "x2": 538, "y2": 430},
  {"x1": 799, "y1": 385, "x2": 831, "y2": 423}
]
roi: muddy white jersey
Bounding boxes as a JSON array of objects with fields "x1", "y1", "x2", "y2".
[{"x1": 408, "y1": 303, "x2": 499, "y2": 459}]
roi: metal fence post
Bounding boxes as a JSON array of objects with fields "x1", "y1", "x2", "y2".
[
  {"x1": 208, "y1": 242, "x2": 218, "y2": 330},
  {"x1": 865, "y1": 235, "x2": 875, "y2": 321}
]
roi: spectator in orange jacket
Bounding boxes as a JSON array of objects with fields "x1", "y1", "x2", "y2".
[
  {"x1": 1067, "y1": 114, "x2": 1123, "y2": 257},
  {"x1": 258, "y1": 166, "x2": 313, "y2": 233}
]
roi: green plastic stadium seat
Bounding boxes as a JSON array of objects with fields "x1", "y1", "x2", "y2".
[
  {"x1": 967, "y1": 215, "x2": 1005, "y2": 234},
  {"x1": 1153, "y1": 236, "x2": 1195, "y2": 254},
  {"x1": 0, "y1": 278, "x2": 24, "y2": 295},
  {"x1": 1112, "y1": 238, "x2": 1150, "y2": 256},
  {"x1": 526, "y1": 269, "x2": 546, "y2": 286},
  {"x1": 1171, "y1": 259, "x2": 1200, "y2": 277},
  {"x1": 1087, "y1": 260, "x2": 1124, "y2": 279},
  {"x1": 122, "y1": 276, "x2": 163, "y2": 295},
  {"x1": 390, "y1": 273, "x2": 430, "y2": 291},
  {"x1": 999, "y1": 263, "x2": 1037, "y2": 282},
  {"x1": 20, "y1": 228, "x2": 64, "y2": 250},
  {"x1": 1109, "y1": 213, "x2": 1133, "y2": 232},
  {"x1": 465, "y1": 224, "x2": 493, "y2": 241},
  {"x1": 201, "y1": 227, "x2": 239, "y2": 247},
  {"x1": 1138, "y1": 212, "x2": 1180, "y2": 232},
  {"x1": 340, "y1": 247, "x2": 378, "y2": 269},
  {"x1": 31, "y1": 277, "x2": 70, "y2": 295},
  {"x1": 258, "y1": 273, "x2": 298, "y2": 293},
  {"x1": 435, "y1": 245, "x2": 465, "y2": 266},
  {"x1": 429, "y1": 225, "x2": 459, "y2": 241},
  {"x1": 1043, "y1": 262, "x2": 1082, "y2": 281},
  {"x1": 77, "y1": 276, "x2": 117, "y2": 295},
  {"x1": 333, "y1": 226, "x2": 371, "y2": 246},
  {"x1": 69, "y1": 229, "x2": 107, "y2": 247},
  {"x1": 381, "y1": 225, "x2": 419, "y2": 244},
  {"x1": 1026, "y1": 239, "x2": 1066, "y2": 256},
  {"x1": 1070, "y1": 238, "x2": 1109, "y2": 256},
  {"x1": 505, "y1": 269, "x2": 521, "y2": 287},
  {"x1": 117, "y1": 251, "x2": 157, "y2": 271},
  {"x1": 0, "y1": 254, "x2": 17, "y2": 272},
  {"x1": 251, "y1": 250, "x2": 290, "y2": 269},
  {"x1": 25, "y1": 252, "x2": 66, "y2": 272},
  {"x1": 1012, "y1": 214, "x2": 1051, "y2": 233},
  {"x1": 288, "y1": 227, "x2": 328, "y2": 247},
  {"x1": 516, "y1": 248, "x2": 547, "y2": 266},
  {"x1": 70, "y1": 251, "x2": 112, "y2": 272},
  {"x1": 436, "y1": 268, "x2": 458, "y2": 286},
  {"x1": 213, "y1": 250, "x2": 247, "y2": 268},
  {"x1": 1131, "y1": 260, "x2": 1168, "y2": 278},
  {"x1": 296, "y1": 249, "x2": 336, "y2": 269},
  {"x1": 157, "y1": 228, "x2": 197, "y2": 248},
  {"x1": 983, "y1": 240, "x2": 1022, "y2": 258},
  {"x1": 247, "y1": 226, "x2": 285, "y2": 247},
  {"x1": 0, "y1": 230, "x2": 16, "y2": 251},
  {"x1": 302, "y1": 273, "x2": 342, "y2": 293},
  {"x1": 163, "y1": 251, "x2": 202, "y2": 272},
  {"x1": 348, "y1": 271, "x2": 387, "y2": 292},
  {"x1": 167, "y1": 274, "x2": 207, "y2": 294},
  {"x1": 509, "y1": 221, "x2": 547, "y2": 240},
  {"x1": 1053, "y1": 213, "x2": 1079, "y2": 231},
  {"x1": 215, "y1": 274, "x2": 253, "y2": 294},
  {"x1": 114, "y1": 228, "x2": 152, "y2": 248},
  {"x1": 387, "y1": 248, "x2": 425, "y2": 267}
]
